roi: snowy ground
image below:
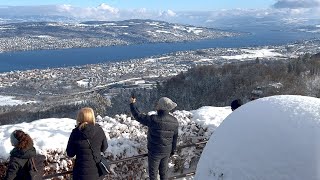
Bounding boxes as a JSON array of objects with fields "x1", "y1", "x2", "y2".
[
  {"x1": 221, "y1": 48, "x2": 283, "y2": 60},
  {"x1": 196, "y1": 95, "x2": 320, "y2": 180},
  {"x1": 0, "y1": 95, "x2": 36, "y2": 106},
  {"x1": 0, "y1": 106, "x2": 231, "y2": 179}
]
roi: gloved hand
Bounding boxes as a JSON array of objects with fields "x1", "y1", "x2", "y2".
[
  {"x1": 130, "y1": 97, "x2": 136, "y2": 104},
  {"x1": 170, "y1": 151, "x2": 175, "y2": 157}
]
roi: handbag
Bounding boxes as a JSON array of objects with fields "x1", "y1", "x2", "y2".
[
  {"x1": 86, "y1": 139, "x2": 111, "y2": 176},
  {"x1": 28, "y1": 157, "x2": 43, "y2": 180}
]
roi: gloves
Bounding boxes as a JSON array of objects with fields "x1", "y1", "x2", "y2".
[{"x1": 170, "y1": 151, "x2": 175, "y2": 157}]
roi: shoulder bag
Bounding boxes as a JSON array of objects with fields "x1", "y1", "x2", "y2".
[{"x1": 86, "y1": 139, "x2": 111, "y2": 177}]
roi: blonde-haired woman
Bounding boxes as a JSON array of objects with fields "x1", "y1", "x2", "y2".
[{"x1": 66, "y1": 107, "x2": 108, "y2": 180}]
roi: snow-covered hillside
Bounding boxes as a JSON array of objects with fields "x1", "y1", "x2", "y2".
[
  {"x1": 196, "y1": 95, "x2": 320, "y2": 180},
  {"x1": 0, "y1": 95, "x2": 36, "y2": 106},
  {"x1": 0, "y1": 106, "x2": 231, "y2": 179}
]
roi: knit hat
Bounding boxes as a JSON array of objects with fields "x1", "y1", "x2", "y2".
[
  {"x1": 10, "y1": 131, "x2": 19, "y2": 147},
  {"x1": 156, "y1": 97, "x2": 177, "y2": 111},
  {"x1": 231, "y1": 99, "x2": 243, "y2": 111}
]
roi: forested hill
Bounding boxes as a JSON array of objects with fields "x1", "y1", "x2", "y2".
[{"x1": 153, "y1": 53, "x2": 320, "y2": 110}]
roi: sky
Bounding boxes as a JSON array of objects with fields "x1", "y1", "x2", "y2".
[
  {"x1": 0, "y1": 0, "x2": 277, "y2": 11},
  {"x1": 0, "y1": 0, "x2": 319, "y2": 26}
]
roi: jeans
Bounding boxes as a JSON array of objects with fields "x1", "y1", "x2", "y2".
[{"x1": 148, "y1": 152, "x2": 170, "y2": 180}]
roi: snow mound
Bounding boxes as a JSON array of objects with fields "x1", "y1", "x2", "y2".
[
  {"x1": 195, "y1": 95, "x2": 320, "y2": 180},
  {"x1": 0, "y1": 118, "x2": 76, "y2": 156}
]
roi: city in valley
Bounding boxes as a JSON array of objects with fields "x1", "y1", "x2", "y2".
[{"x1": 1, "y1": 38, "x2": 320, "y2": 107}]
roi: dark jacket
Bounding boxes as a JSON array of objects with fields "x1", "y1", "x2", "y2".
[
  {"x1": 66, "y1": 124, "x2": 108, "y2": 180},
  {"x1": 130, "y1": 103, "x2": 179, "y2": 155},
  {"x1": 4, "y1": 147, "x2": 37, "y2": 180}
]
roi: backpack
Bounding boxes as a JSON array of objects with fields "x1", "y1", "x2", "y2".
[{"x1": 27, "y1": 155, "x2": 46, "y2": 180}]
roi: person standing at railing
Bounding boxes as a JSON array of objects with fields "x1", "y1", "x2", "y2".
[
  {"x1": 130, "y1": 96, "x2": 179, "y2": 180},
  {"x1": 66, "y1": 107, "x2": 108, "y2": 180}
]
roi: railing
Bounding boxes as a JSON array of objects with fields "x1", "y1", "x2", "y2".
[{"x1": 42, "y1": 141, "x2": 207, "y2": 179}]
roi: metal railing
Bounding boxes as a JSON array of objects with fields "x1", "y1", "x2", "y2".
[{"x1": 43, "y1": 141, "x2": 207, "y2": 179}]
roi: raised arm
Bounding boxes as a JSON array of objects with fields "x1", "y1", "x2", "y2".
[{"x1": 130, "y1": 97, "x2": 151, "y2": 126}]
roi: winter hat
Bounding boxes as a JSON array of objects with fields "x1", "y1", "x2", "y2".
[
  {"x1": 231, "y1": 99, "x2": 243, "y2": 111},
  {"x1": 10, "y1": 131, "x2": 19, "y2": 147},
  {"x1": 156, "y1": 97, "x2": 177, "y2": 111}
]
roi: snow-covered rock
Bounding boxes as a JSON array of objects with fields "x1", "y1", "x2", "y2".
[{"x1": 195, "y1": 95, "x2": 320, "y2": 180}]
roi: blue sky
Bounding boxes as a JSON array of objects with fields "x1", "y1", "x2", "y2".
[
  {"x1": 0, "y1": 0, "x2": 276, "y2": 10},
  {"x1": 0, "y1": 0, "x2": 318, "y2": 25}
]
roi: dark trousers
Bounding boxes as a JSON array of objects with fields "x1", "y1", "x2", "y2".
[{"x1": 148, "y1": 153, "x2": 170, "y2": 180}]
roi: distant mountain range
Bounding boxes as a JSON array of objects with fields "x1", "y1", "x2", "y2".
[{"x1": 0, "y1": 19, "x2": 237, "y2": 52}]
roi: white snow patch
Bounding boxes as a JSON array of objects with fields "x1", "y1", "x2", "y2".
[
  {"x1": 76, "y1": 79, "x2": 89, "y2": 87},
  {"x1": 196, "y1": 95, "x2": 320, "y2": 180},
  {"x1": 113, "y1": 26, "x2": 129, "y2": 28},
  {"x1": 0, "y1": 26, "x2": 15, "y2": 30},
  {"x1": 196, "y1": 58, "x2": 213, "y2": 62},
  {"x1": 191, "y1": 106, "x2": 231, "y2": 136},
  {"x1": 158, "y1": 56, "x2": 171, "y2": 60},
  {"x1": 0, "y1": 118, "x2": 76, "y2": 156},
  {"x1": 146, "y1": 22, "x2": 160, "y2": 26},
  {"x1": 144, "y1": 58, "x2": 156, "y2": 63},
  {"x1": 155, "y1": 30, "x2": 182, "y2": 37},
  {"x1": 33, "y1": 35, "x2": 53, "y2": 38},
  {"x1": 186, "y1": 27, "x2": 203, "y2": 35},
  {"x1": 173, "y1": 25, "x2": 186, "y2": 31},
  {"x1": 269, "y1": 82, "x2": 283, "y2": 89},
  {"x1": 0, "y1": 95, "x2": 36, "y2": 106},
  {"x1": 221, "y1": 49, "x2": 283, "y2": 60}
]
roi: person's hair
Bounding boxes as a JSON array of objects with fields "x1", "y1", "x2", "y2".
[
  {"x1": 12, "y1": 130, "x2": 33, "y2": 150},
  {"x1": 231, "y1": 99, "x2": 243, "y2": 111},
  {"x1": 77, "y1": 107, "x2": 96, "y2": 130}
]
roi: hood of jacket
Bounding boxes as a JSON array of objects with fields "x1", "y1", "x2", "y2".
[
  {"x1": 10, "y1": 147, "x2": 36, "y2": 159},
  {"x1": 79, "y1": 124, "x2": 97, "y2": 139}
]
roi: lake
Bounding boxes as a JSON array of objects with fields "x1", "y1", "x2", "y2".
[{"x1": 0, "y1": 27, "x2": 319, "y2": 73}]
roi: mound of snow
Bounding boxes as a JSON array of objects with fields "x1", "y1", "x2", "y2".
[
  {"x1": 0, "y1": 107, "x2": 231, "y2": 160},
  {"x1": 0, "y1": 118, "x2": 76, "y2": 156},
  {"x1": 195, "y1": 95, "x2": 320, "y2": 180}
]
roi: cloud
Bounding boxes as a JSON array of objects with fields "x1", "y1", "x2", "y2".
[
  {"x1": 0, "y1": 4, "x2": 319, "y2": 27},
  {"x1": 57, "y1": 4, "x2": 73, "y2": 12},
  {"x1": 97, "y1": 3, "x2": 119, "y2": 14},
  {"x1": 165, "y1": 10, "x2": 177, "y2": 17},
  {"x1": 0, "y1": 4, "x2": 179, "y2": 22},
  {"x1": 273, "y1": 0, "x2": 320, "y2": 9}
]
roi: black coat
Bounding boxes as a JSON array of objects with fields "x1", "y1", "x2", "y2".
[
  {"x1": 130, "y1": 103, "x2": 179, "y2": 155},
  {"x1": 66, "y1": 124, "x2": 108, "y2": 180},
  {"x1": 4, "y1": 147, "x2": 36, "y2": 180}
]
